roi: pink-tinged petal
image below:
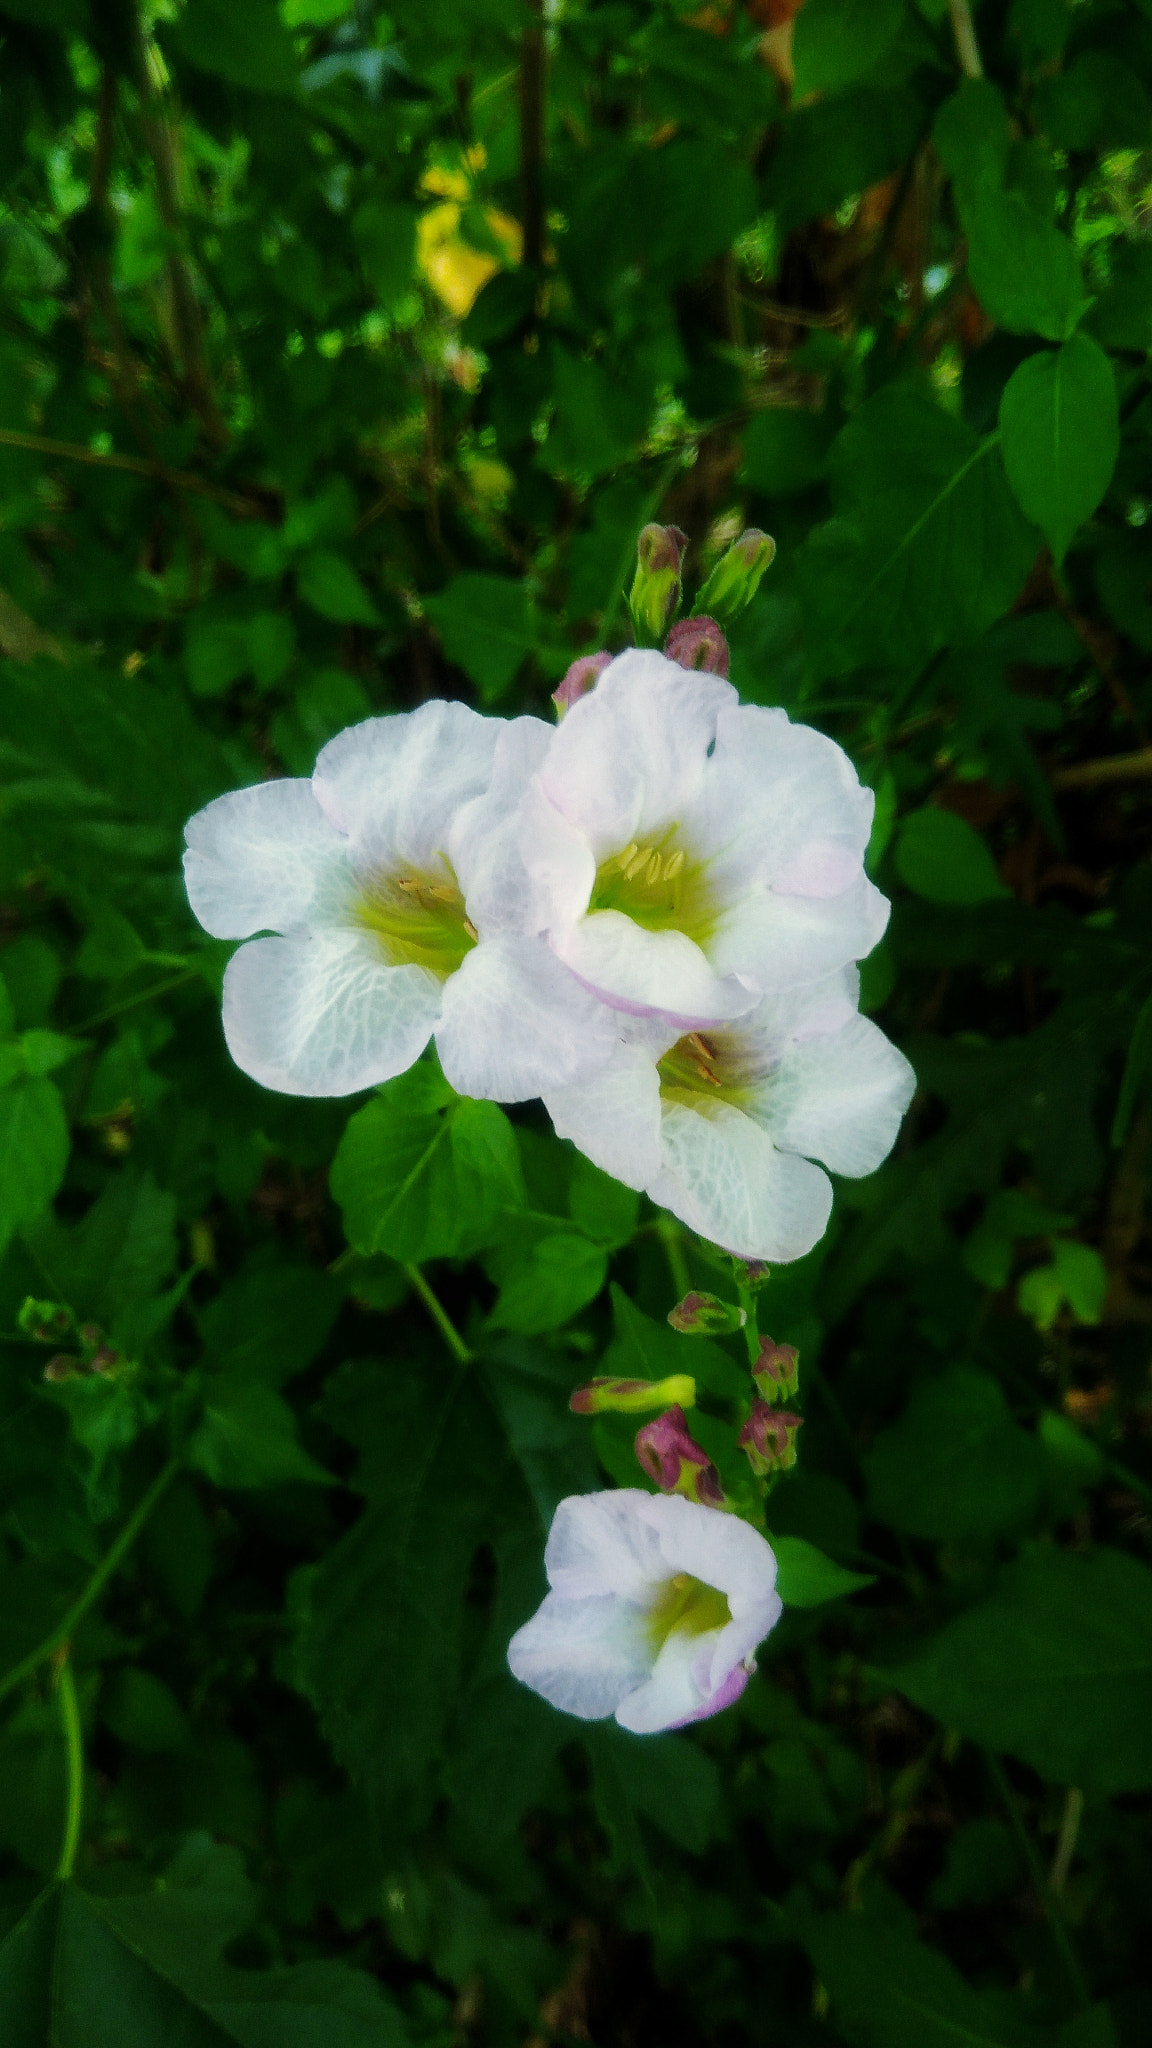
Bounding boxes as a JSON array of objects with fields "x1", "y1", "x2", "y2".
[
  {"x1": 556, "y1": 911, "x2": 758, "y2": 1028},
  {"x1": 221, "y1": 930, "x2": 440, "y2": 1097},
  {"x1": 540, "y1": 649, "x2": 736, "y2": 859},
  {"x1": 544, "y1": 1045, "x2": 665, "y2": 1192},
  {"x1": 772, "y1": 838, "x2": 865, "y2": 899},
  {"x1": 707, "y1": 869, "x2": 890, "y2": 993},
  {"x1": 508, "y1": 1593, "x2": 653, "y2": 1720},
  {"x1": 650, "y1": 1101, "x2": 833, "y2": 1262},
  {"x1": 450, "y1": 717, "x2": 555, "y2": 933},
  {"x1": 666, "y1": 1658, "x2": 751, "y2": 1728},
  {"x1": 690, "y1": 704, "x2": 875, "y2": 896},
  {"x1": 760, "y1": 1010, "x2": 916, "y2": 1178},
  {"x1": 543, "y1": 1490, "x2": 669, "y2": 1604},
  {"x1": 312, "y1": 701, "x2": 501, "y2": 873},
  {"x1": 183, "y1": 779, "x2": 349, "y2": 939},
  {"x1": 434, "y1": 933, "x2": 618, "y2": 1103}
]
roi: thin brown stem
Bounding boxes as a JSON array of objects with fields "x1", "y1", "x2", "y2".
[
  {"x1": 948, "y1": 0, "x2": 983, "y2": 79},
  {"x1": 0, "y1": 429, "x2": 267, "y2": 517},
  {"x1": 1052, "y1": 748, "x2": 1152, "y2": 790}
]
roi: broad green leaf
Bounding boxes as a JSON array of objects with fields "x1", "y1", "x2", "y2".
[
  {"x1": 741, "y1": 407, "x2": 835, "y2": 498},
  {"x1": 0, "y1": 1075, "x2": 68, "y2": 1255},
  {"x1": 423, "y1": 573, "x2": 535, "y2": 701},
  {"x1": 296, "y1": 552, "x2": 381, "y2": 626},
  {"x1": 102, "y1": 1668, "x2": 191, "y2": 1754},
  {"x1": 170, "y1": 0, "x2": 299, "y2": 92},
  {"x1": 866, "y1": 1367, "x2": 1046, "y2": 1542},
  {"x1": 188, "y1": 1380, "x2": 335, "y2": 1489},
  {"x1": 1017, "y1": 1238, "x2": 1107, "y2": 1330},
  {"x1": 197, "y1": 1262, "x2": 340, "y2": 1386},
  {"x1": 585, "y1": 1722, "x2": 727, "y2": 1856},
  {"x1": 602, "y1": 1284, "x2": 747, "y2": 1400},
  {"x1": 791, "y1": 0, "x2": 904, "y2": 99},
  {"x1": 481, "y1": 1338, "x2": 602, "y2": 1523},
  {"x1": 999, "y1": 334, "x2": 1119, "y2": 563},
  {"x1": 331, "y1": 1065, "x2": 525, "y2": 1263},
  {"x1": 802, "y1": 1909, "x2": 1029, "y2": 2048},
  {"x1": 894, "y1": 807, "x2": 1007, "y2": 907},
  {"x1": 933, "y1": 79, "x2": 1012, "y2": 205},
  {"x1": 351, "y1": 202, "x2": 417, "y2": 309},
  {"x1": 1112, "y1": 987, "x2": 1152, "y2": 1144},
  {"x1": 772, "y1": 1535, "x2": 873, "y2": 1608},
  {"x1": 487, "y1": 1233, "x2": 607, "y2": 1335},
  {"x1": 966, "y1": 188, "x2": 1087, "y2": 341},
  {"x1": 889, "y1": 1545, "x2": 1152, "y2": 1791}
]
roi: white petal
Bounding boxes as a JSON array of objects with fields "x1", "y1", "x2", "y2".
[
  {"x1": 222, "y1": 930, "x2": 441, "y2": 1096},
  {"x1": 760, "y1": 1011, "x2": 916, "y2": 1177},
  {"x1": 312, "y1": 701, "x2": 501, "y2": 875},
  {"x1": 651, "y1": 1101, "x2": 833, "y2": 1261},
  {"x1": 540, "y1": 650, "x2": 736, "y2": 859},
  {"x1": 692, "y1": 705, "x2": 875, "y2": 895},
  {"x1": 644, "y1": 1490, "x2": 779, "y2": 1608},
  {"x1": 544, "y1": 1044, "x2": 665, "y2": 1191},
  {"x1": 507, "y1": 1592, "x2": 652, "y2": 1720},
  {"x1": 556, "y1": 911, "x2": 758, "y2": 1027},
  {"x1": 615, "y1": 1628, "x2": 719, "y2": 1733},
  {"x1": 434, "y1": 934, "x2": 618, "y2": 1103},
  {"x1": 515, "y1": 779, "x2": 597, "y2": 932},
  {"x1": 544, "y1": 1490, "x2": 670, "y2": 1603},
  {"x1": 183, "y1": 780, "x2": 349, "y2": 939},
  {"x1": 707, "y1": 869, "x2": 890, "y2": 993},
  {"x1": 450, "y1": 718, "x2": 557, "y2": 932}
]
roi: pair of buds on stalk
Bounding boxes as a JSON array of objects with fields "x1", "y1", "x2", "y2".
[
  {"x1": 570, "y1": 1290, "x2": 802, "y2": 1508},
  {"x1": 553, "y1": 524, "x2": 776, "y2": 714},
  {"x1": 19, "y1": 1295, "x2": 124, "y2": 1382}
]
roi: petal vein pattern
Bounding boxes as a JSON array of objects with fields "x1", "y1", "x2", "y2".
[{"x1": 508, "y1": 1490, "x2": 782, "y2": 1733}]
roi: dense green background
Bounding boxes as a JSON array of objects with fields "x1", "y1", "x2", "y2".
[{"x1": 3, "y1": 0, "x2": 1152, "y2": 2040}]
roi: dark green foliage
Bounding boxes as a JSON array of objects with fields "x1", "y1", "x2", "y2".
[{"x1": 4, "y1": 1, "x2": 1152, "y2": 2044}]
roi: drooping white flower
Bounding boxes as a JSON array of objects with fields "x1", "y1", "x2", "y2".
[
  {"x1": 183, "y1": 701, "x2": 616, "y2": 1102},
  {"x1": 507, "y1": 1490, "x2": 781, "y2": 1733},
  {"x1": 517, "y1": 649, "x2": 889, "y2": 1031},
  {"x1": 543, "y1": 968, "x2": 915, "y2": 1261}
]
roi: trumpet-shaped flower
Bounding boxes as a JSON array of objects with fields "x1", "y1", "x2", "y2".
[
  {"x1": 184, "y1": 701, "x2": 616, "y2": 1102},
  {"x1": 507, "y1": 1490, "x2": 781, "y2": 1732},
  {"x1": 519, "y1": 650, "x2": 889, "y2": 1031},
  {"x1": 543, "y1": 968, "x2": 915, "y2": 1261}
]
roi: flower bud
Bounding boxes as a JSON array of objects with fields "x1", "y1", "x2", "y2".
[
  {"x1": 635, "y1": 1406, "x2": 725, "y2": 1506},
  {"x1": 752, "y1": 1335, "x2": 800, "y2": 1403},
  {"x1": 667, "y1": 1290, "x2": 747, "y2": 1338},
  {"x1": 692, "y1": 528, "x2": 776, "y2": 625},
  {"x1": 18, "y1": 1296, "x2": 74, "y2": 1343},
  {"x1": 43, "y1": 1354, "x2": 78, "y2": 1383},
  {"x1": 731, "y1": 1258, "x2": 771, "y2": 1293},
  {"x1": 553, "y1": 651, "x2": 611, "y2": 717},
  {"x1": 663, "y1": 615, "x2": 730, "y2": 678},
  {"x1": 738, "y1": 1400, "x2": 802, "y2": 1476},
  {"x1": 570, "y1": 1373, "x2": 696, "y2": 1416},
  {"x1": 628, "y1": 524, "x2": 688, "y2": 647}
]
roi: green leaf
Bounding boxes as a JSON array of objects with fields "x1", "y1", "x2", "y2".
[
  {"x1": 331, "y1": 1065, "x2": 525, "y2": 1264},
  {"x1": 791, "y1": 0, "x2": 904, "y2": 98},
  {"x1": 999, "y1": 334, "x2": 1119, "y2": 564},
  {"x1": 801, "y1": 1909, "x2": 1029, "y2": 2048},
  {"x1": 170, "y1": 0, "x2": 299, "y2": 92},
  {"x1": 1017, "y1": 1238, "x2": 1107, "y2": 1330},
  {"x1": 741, "y1": 407, "x2": 835, "y2": 498},
  {"x1": 889, "y1": 1545, "x2": 1152, "y2": 1791},
  {"x1": 894, "y1": 807, "x2": 1008, "y2": 907},
  {"x1": 423, "y1": 573, "x2": 535, "y2": 702},
  {"x1": 197, "y1": 1262, "x2": 341, "y2": 1387},
  {"x1": 351, "y1": 202, "x2": 416, "y2": 309},
  {"x1": 188, "y1": 1380, "x2": 335, "y2": 1489},
  {"x1": 102, "y1": 1668, "x2": 191, "y2": 1754},
  {"x1": 866, "y1": 1367, "x2": 1046, "y2": 1543},
  {"x1": 966, "y1": 188, "x2": 1087, "y2": 341},
  {"x1": 488, "y1": 1233, "x2": 607, "y2": 1335},
  {"x1": 0, "y1": 1075, "x2": 68, "y2": 1255},
  {"x1": 602, "y1": 1284, "x2": 747, "y2": 1400},
  {"x1": 297, "y1": 552, "x2": 381, "y2": 626},
  {"x1": 585, "y1": 1722, "x2": 727, "y2": 1856},
  {"x1": 772, "y1": 1535, "x2": 873, "y2": 1608},
  {"x1": 1112, "y1": 987, "x2": 1152, "y2": 1145}
]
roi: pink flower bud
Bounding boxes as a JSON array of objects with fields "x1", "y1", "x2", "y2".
[
  {"x1": 731, "y1": 1259, "x2": 771, "y2": 1292},
  {"x1": 738, "y1": 1400, "x2": 802, "y2": 1476},
  {"x1": 570, "y1": 1372, "x2": 697, "y2": 1415},
  {"x1": 663, "y1": 615, "x2": 730, "y2": 678},
  {"x1": 635, "y1": 1405, "x2": 725, "y2": 1506},
  {"x1": 553, "y1": 651, "x2": 611, "y2": 717},
  {"x1": 667, "y1": 1290, "x2": 747, "y2": 1338},
  {"x1": 752, "y1": 1336, "x2": 800, "y2": 1402},
  {"x1": 43, "y1": 1354, "x2": 78, "y2": 1383}
]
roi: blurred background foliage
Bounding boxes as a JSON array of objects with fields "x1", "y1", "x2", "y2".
[{"x1": 3, "y1": 0, "x2": 1152, "y2": 2042}]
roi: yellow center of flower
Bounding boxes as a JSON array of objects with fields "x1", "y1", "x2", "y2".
[
  {"x1": 589, "y1": 836, "x2": 717, "y2": 945},
  {"x1": 646, "y1": 1572, "x2": 731, "y2": 1652},
  {"x1": 354, "y1": 868, "x2": 477, "y2": 978},
  {"x1": 657, "y1": 1029, "x2": 768, "y2": 1112}
]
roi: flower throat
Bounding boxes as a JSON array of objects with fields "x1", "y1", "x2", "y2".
[
  {"x1": 589, "y1": 835, "x2": 716, "y2": 944},
  {"x1": 354, "y1": 868, "x2": 477, "y2": 977}
]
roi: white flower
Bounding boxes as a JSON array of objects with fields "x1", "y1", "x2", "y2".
[
  {"x1": 183, "y1": 701, "x2": 616, "y2": 1102},
  {"x1": 543, "y1": 969, "x2": 916, "y2": 1261},
  {"x1": 507, "y1": 1490, "x2": 781, "y2": 1733},
  {"x1": 516, "y1": 649, "x2": 889, "y2": 1030}
]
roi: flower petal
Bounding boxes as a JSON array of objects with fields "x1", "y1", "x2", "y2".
[
  {"x1": 693, "y1": 704, "x2": 875, "y2": 895},
  {"x1": 183, "y1": 779, "x2": 349, "y2": 939},
  {"x1": 556, "y1": 911, "x2": 758, "y2": 1027},
  {"x1": 645, "y1": 1489, "x2": 780, "y2": 1607},
  {"x1": 312, "y1": 701, "x2": 501, "y2": 874},
  {"x1": 450, "y1": 717, "x2": 557, "y2": 932},
  {"x1": 614, "y1": 1627, "x2": 722, "y2": 1733},
  {"x1": 222, "y1": 929, "x2": 441, "y2": 1096},
  {"x1": 761, "y1": 1010, "x2": 917, "y2": 1177},
  {"x1": 507, "y1": 1592, "x2": 652, "y2": 1720},
  {"x1": 544, "y1": 1044, "x2": 665, "y2": 1192},
  {"x1": 650, "y1": 1100, "x2": 833, "y2": 1261},
  {"x1": 708, "y1": 868, "x2": 890, "y2": 993},
  {"x1": 540, "y1": 649, "x2": 736, "y2": 859},
  {"x1": 434, "y1": 933, "x2": 618, "y2": 1102},
  {"x1": 544, "y1": 1489, "x2": 669, "y2": 1603}
]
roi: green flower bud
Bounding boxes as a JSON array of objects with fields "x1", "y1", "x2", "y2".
[
  {"x1": 738, "y1": 1400, "x2": 802, "y2": 1477},
  {"x1": 628, "y1": 524, "x2": 688, "y2": 647},
  {"x1": 667, "y1": 1290, "x2": 747, "y2": 1337},
  {"x1": 752, "y1": 1336, "x2": 800, "y2": 1402},
  {"x1": 570, "y1": 1373, "x2": 697, "y2": 1415},
  {"x1": 692, "y1": 528, "x2": 776, "y2": 625}
]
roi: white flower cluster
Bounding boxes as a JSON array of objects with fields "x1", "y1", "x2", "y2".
[{"x1": 184, "y1": 650, "x2": 914, "y2": 1261}]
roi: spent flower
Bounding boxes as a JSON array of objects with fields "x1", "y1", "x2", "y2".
[{"x1": 634, "y1": 1405, "x2": 724, "y2": 1505}]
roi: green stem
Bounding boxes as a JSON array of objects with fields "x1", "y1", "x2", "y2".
[
  {"x1": 0, "y1": 1457, "x2": 179, "y2": 1705},
  {"x1": 658, "y1": 1215, "x2": 692, "y2": 1302},
  {"x1": 1105, "y1": 1455, "x2": 1152, "y2": 1515},
  {"x1": 73, "y1": 970, "x2": 199, "y2": 1034},
  {"x1": 984, "y1": 1751, "x2": 1091, "y2": 2011},
  {"x1": 54, "y1": 1653, "x2": 84, "y2": 1882},
  {"x1": 736, "y1": 1284, "x2": 759, "y2": 1367},
  {"x1": 405, "y1": 1266, "x2": 472, "y2": 1364}
]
